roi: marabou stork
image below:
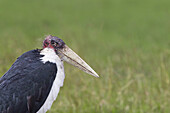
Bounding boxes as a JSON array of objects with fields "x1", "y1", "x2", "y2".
[{"x1": 0, "y1": 35, "x2": 99, "y2": 113}]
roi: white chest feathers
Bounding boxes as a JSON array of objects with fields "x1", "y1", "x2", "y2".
[{"x1": 37, "y1": 48, "x2": 65, "y2": 113}]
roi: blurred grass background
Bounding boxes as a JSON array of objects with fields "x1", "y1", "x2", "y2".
[{"x1": 0, "y1": 0, "x2": 170, "y2": 113}]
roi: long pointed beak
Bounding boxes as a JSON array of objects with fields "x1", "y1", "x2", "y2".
[{"x1": 57, "y1": 45, "x2": 99, "y2": 77}]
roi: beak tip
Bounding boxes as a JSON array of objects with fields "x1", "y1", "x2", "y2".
[
  {"x1": 60, "y1": 45, "x2": 100, "y2": 78},
  {"x1": 93, "y1": 73, "x2": 100, "y2": 78}
]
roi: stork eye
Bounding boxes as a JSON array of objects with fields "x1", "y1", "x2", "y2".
[
  {"x1": 55, "y1": 42, "x2": 59, "y2": 45},
  {"x1": 51, "y1": 40, "x2": 55, "y2": 45},
  {"x1": 51, "y1": 40, "x2": 59, "y2": 47}
]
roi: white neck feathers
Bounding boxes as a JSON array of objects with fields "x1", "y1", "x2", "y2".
[
  {"x1": 40, "y1": 48, "x2": 59, "y2": 64},
  {"x1": 37, "y1": 48, "x2": 65, "y2": 113}
]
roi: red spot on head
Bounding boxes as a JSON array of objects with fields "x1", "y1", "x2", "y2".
[{"x1": 43, "y1": 35, "x2": 65, "y2": 50}]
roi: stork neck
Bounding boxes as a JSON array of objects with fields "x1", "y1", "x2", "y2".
[
  {"x1": 38, "y1": 48, "x2": 65, "y2": 113},
  {"x1": 40, "y1": 48, "x2": 59, "y2": 64}
]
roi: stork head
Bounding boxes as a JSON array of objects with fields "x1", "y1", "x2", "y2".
[{"x1": 43, "y1": 35, "x2": 99, "y2": 77}]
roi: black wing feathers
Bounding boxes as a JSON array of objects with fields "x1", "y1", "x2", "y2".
[{"x1": 0, "y1": 49, "x2": 57, "y2": 113}]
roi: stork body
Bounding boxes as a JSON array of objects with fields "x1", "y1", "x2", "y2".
[{"x1": 0, "y1": 35, "x2": 99, "y2": 113}]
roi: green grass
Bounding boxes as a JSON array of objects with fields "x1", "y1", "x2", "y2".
[{"x1": 0, "y1": 0, "x2": 170, "y2": 113}]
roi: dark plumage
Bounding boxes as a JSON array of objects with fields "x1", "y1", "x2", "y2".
[{"x1": 0, "y1": 50, "x2": 57, "y2": 113}]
